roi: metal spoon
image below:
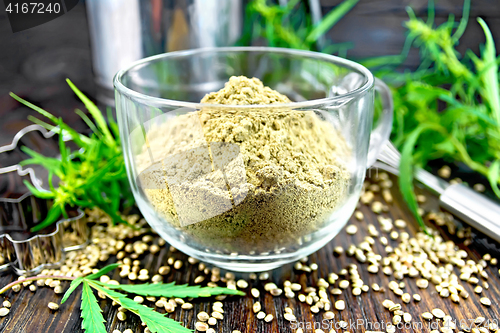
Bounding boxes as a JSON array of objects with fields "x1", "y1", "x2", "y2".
[{"x1": 375, "y1": 141, "x2": 500, "y2": 243}]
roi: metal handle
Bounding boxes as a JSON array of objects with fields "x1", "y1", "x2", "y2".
[{"x1": 440, "y1": 183, "x2": 500, "y2": 243}]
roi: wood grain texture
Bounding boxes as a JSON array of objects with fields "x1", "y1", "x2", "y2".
[
  {"x1": 0, "y1": 173, "x2": 499, "y2": 333},
  {"x1": 1, "y1": 1, "x2": 500, "y2": 332}
]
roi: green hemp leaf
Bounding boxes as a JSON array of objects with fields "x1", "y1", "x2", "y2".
[{"x1": 60, "y1": 264, "x2": 244, "y2": 333}]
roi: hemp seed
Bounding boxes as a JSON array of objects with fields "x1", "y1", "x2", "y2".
[
  {"x1": 422, "y1": 312, "x2": 433, "y2": 320},
  {"x1": 335, "y1": 300, "x2": 345, "y2": 310},
  {"x1": 480, "y1": 297, "x2": 491, "y2": 306},
  {"x1": 431, "y1": 308, "x2": 445, "y2": 319},
  {"x1": 48, "y1": 302, "x2": 59, "y2": 311},
  {"x1": 264, "y1": 314, "x2": 273, "y2": 322},
  {"x1": 195, "y1": 322, "x2": 209, "y2": 331}
]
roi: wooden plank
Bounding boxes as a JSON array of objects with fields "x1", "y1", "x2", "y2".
[{"x1": 0, "y1": 173, "x2": 498, "y2": 333}]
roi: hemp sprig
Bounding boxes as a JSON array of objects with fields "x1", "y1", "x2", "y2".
[
  {"x1": 9, "y1": 79, "x2": 134, "y2": 232},
  {"x1": 0, "y1": 264, "x2": 244, "y2": 333}
]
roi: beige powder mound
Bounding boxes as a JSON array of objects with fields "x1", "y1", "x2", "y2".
[
  {"x1": 137, "y1": 76, "x2": 351, "y2": 253},
  {"x1": 200, "y1": 76, "x2": 292, "y2": 105}
]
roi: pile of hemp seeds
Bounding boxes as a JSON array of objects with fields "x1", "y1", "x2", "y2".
[{"x1": 0, "y1": 171, "x2": 498, "y2": 333}]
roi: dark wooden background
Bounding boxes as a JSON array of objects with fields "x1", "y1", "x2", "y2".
[{"x1": 1, "y1": 1, "x2": 500, "y2": 333}]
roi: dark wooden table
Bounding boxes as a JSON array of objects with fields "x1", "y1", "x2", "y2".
[
  {"x1": 0, "y1": 172, "x2": 499, "y2": 333},
  {"x1": 1, "y1": 1, "x2": 500, "y2": 333}
]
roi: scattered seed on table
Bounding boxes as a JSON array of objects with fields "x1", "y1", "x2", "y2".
[
  {"x1": 123, "y1": 330, "x2": 133, "y2": 333},
  {"x1": 438, "y1": 166, "x2": 451, "y2": 178},
  {"x1": 284, "y1": 313, "x2": 296, "y2": 322},
  {"x1": 352, "y1": 287, "x2": 362, "y2": 296},
  {"x1": 330, "y1": 287, "x2": 342, "y2": 295},
  {"x1": 182, "y1": 303, "x2": 193, "y2": 310},
  {"x1": 213, "y1": 306, "x2": 224, "y2": 314},
  {"x1": 334, "y1": 246, "x2": 344, "y2": 256},
  {"x1": 416, "y1": 279, "x2": 429, "y2": 289},
  {"x1": 422, "y1": 312, "x2": 433, "y2": 320},
  {"x1": 324, "y1": 311, "x2": 335, "y2": 320},
  {"x1": 236, "y1": 280, "x2": 248, "y2": 289},
  {"x1": 0, "y1": 308, "x2": 9, "y2": 317},
  {"x1": 402, "y1": 293, "x2": 411, "y2": 303},
  {"x1": 394, "y1": 219, "x2": 407, "y2": 229},
  {"x1": 195, "y1": 322, "x2": 209, "y2": 331},
  {"x1": 335, "y1": 300, "x2": 345, "y2": 310},
  {"x1": 48, "y1": 302, "x2": 59, "y2": 311},
  {"x1": 208, "y1": 317, "x2": 217, "y2": 326},
  {"x1": 339, "y1": 280, "x2": 349, "y2": 289},
  {"x1": 12, "y1": 285, "x2": 20, "y2": 292},
  {"x1": 382, "y1": 300, "x2": 394, "y2": 309},
  {"x1": 371, "y1": 201, "x2": 384, "y2": 214},
  {"x1": 339, "y1": 321, "x2": 348, "y2": 329},
  {"x1": 431, "y1": 308, "x2": 445, "y2": 319},
  {"x1": 117, "y1": 311, "x2": 127, "y2": 321},
  {"x1": 367, "y1": 265, "x2": 379, "y2": 274},
  {"x1": 253, "y1": 302, "x2": 261, "y2": 313},
  {"x1": 159, "y1": 266, "x2": 170, "y2": 275},
  {"x1": 165, "y1": 303, "x2": 175, "y2": 313},
  {"x1": 256, "y1": 311, "x2": 265, "y2": 320},
  {"x1": 311, "y1": 305, "x2": 319, "y2": 313},
  {"x1": 386, "y1": 325, "x2": 396, "y2": 333},
  {"x1": 264, "y1": 314, "x2": 273, "y2": 322},
  {"x1": 270, "y1": 288, "x2": 282, "y2": 296},
  {"x1": 480, "y1": 297, "x2": 491, "y2": 306},
  {"x1": 389, "y1": 304, "x2": 401, "y2": 312},
  {"x1": 354, "y1": 211, "x2": 364, "y2": 221},
  {"x1": 440, "y1": 289, "x2": 450, "y2": 298},
  {"x1": 212, "y1": 312, "x2": 223, "y2": 320},
  {"x1": 194, "y1": 275, "x2": 205, "y2": 284},
  {"x1": 346, "y1": 225, "x2": 358, "y2": 235},
  {"x1": 413, "y1": 294, "x2": 421, "y2": 302},
  {"x1": 173, "y1": 260, "x2": 183, "y2": 270},
  {"x1": 151, "y1": 274, "x2": 163, "y2": 283},
  {"x1": 475, "y1": 317, "x2": 485, "y2": 325},
  {"x1": 403, "y1": 313, "x2": 412, "y2": 323},
  {"x1": 29, "y1": 285, "x2": 37, "y2": 292},
  {"x1": 232, "y1": 331, "x2": 241, "y2": 333},
  {"x1": 198, "y1": 312, "x2": 209, "y2": 321}
]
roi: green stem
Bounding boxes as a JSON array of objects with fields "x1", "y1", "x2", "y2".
[{"x1": 0, "y1": 275, "x2": 75, "y2": 294}]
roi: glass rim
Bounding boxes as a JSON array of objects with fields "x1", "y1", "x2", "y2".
[{"x1": 113, "y1": 46, "x2": 375, "y2": 109}]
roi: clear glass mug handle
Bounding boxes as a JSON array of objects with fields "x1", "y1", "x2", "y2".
[{"x1": 366, "y1": 78, "x2": 394, "y2": 168}]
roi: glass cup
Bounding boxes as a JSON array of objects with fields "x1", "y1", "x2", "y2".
[{"x1": 114, "y1": 47, "x2": 393, "y2": 271}]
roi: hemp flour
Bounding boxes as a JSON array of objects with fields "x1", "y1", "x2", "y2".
[{"x1": 137, "y1": 76, "x2": 351, "y2": 253}]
